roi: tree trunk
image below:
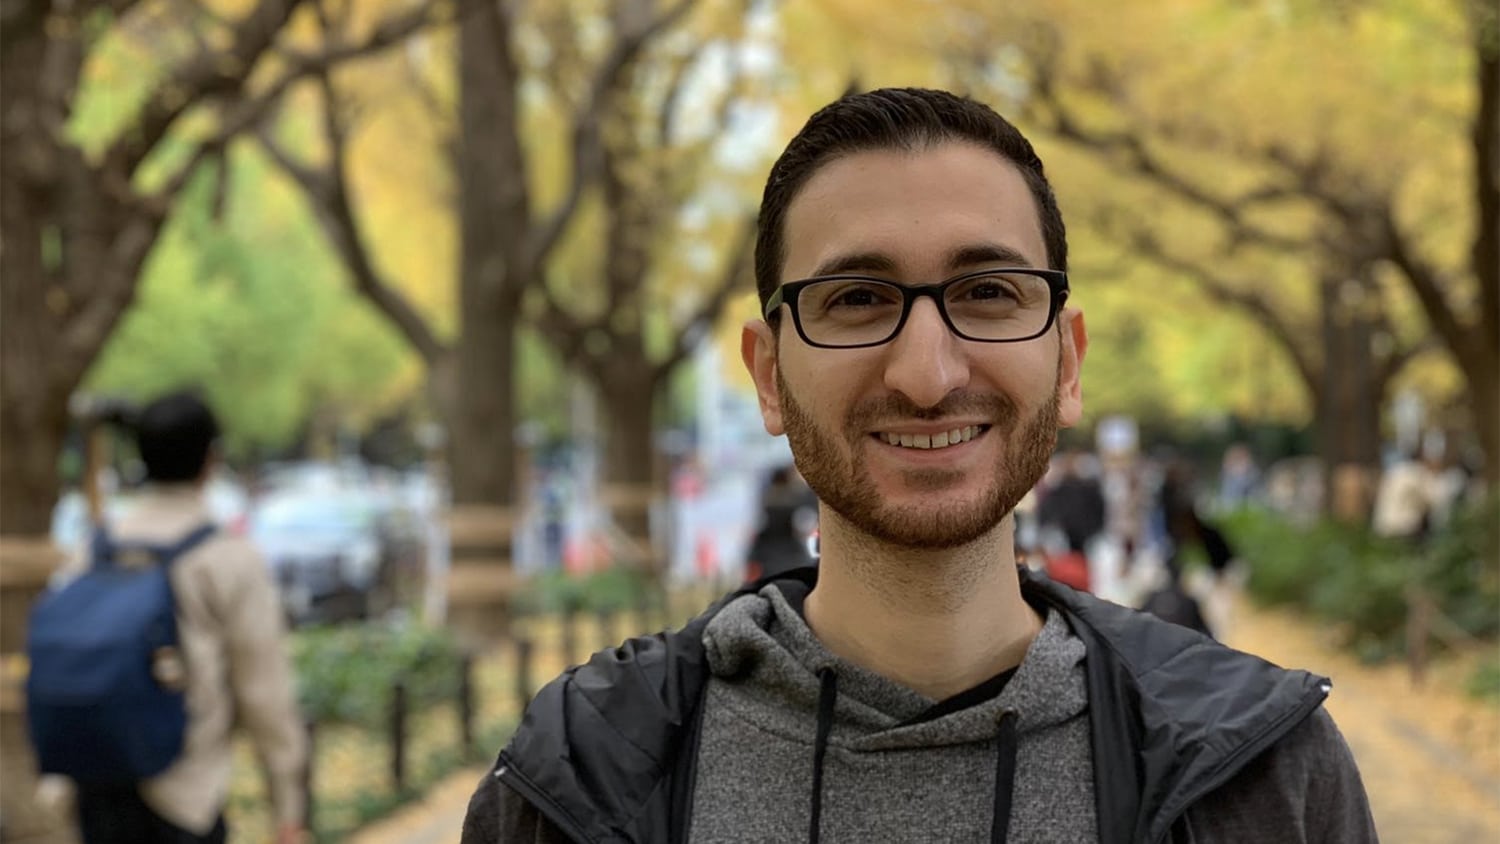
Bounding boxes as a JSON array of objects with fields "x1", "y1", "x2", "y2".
[
  {"x1": 598, "y1": 362, "x2": 661, "y2": 572},
  {"x1": 1317, "y1": 275, "x2": 1384, "y2": 523},
  {"x1": 447, "y1": 0, "x2": 531, "y2": 511},
  {"x1": 0, "y1": 397, "x2": 68, "y2": 538},
  {"x1": 1469, "y1": 10, "x2": 1499, "y2": 484},
  {"x1": 1465, "y1": 359, "x2": 1500, "y2": 486},
  {"x1": 442, "y1": 3, "x2": 527, "y2": 643},
  {"x1": 1, "y1": 23, "x2": 62, "y2": 538}
]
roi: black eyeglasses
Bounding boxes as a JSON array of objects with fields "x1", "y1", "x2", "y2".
[{"x1": 764, "y1": 268, "x2": 1069, "y2": 349}]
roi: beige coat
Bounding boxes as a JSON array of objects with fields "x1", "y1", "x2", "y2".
[{"x1": 54, "y1": 485, "x2": 306, "y2": 833}]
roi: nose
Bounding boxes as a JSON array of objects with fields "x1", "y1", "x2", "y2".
[{"x1": 882, "y1": 296, "x2": 970, "y2": 408}]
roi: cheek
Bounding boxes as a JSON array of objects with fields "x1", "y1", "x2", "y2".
[
  {"x1": 977, "y1": 346, "x2": 1058, "y2": 405},
  {"x1": 782, "y1": 353, "x2": 874, "y2": 429}
]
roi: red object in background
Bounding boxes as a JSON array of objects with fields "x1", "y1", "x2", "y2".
[
  {"x1": 1044, "y1": 551, "x2": 1091, "y2": 592},
  {"x1": 695, "y1": 533, "x2": 718, "y2": 578}
]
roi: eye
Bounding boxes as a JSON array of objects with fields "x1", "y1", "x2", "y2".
[
  {"x1": 832, "y1": 287, "x2": 880, "y2": 307},
  {"x1": 814, "y1": 281, "x2": 902, "y2": 311},
  {"x1": 953, "y1": 275, "x2": 1022, "y2": 302}
]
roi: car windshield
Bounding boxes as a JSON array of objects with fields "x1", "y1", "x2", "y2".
[{"x1": 252, "y1": 498, "x2": 373, "y2": 541}]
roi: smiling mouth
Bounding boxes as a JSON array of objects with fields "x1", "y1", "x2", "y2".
[{"x1": 874, "y1": 425, "x2": 991, "y2": 450}]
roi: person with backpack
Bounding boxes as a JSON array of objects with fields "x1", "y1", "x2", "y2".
[{"x1": 27, "y1": 391, "x2": 306, "y2": 844}]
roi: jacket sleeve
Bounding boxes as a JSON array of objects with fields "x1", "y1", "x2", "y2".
[
  {"x1": 462, "y1": 760, "x2": 574, "y2": 844},
  {"x1": 1181, "y1": 707, "x2": 1378, "y2": 842},
  {"x1": 218, "y1": 538, "x2": 308, "y2": 828}
]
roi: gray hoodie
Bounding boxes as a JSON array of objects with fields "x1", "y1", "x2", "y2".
[{"x1": 689, "y1": 583, "x2": 1096, "y2": 843}]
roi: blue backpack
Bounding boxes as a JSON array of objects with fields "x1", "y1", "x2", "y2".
[{"x1": 26, "y1": 523, "x2": 216, "y2": 784}]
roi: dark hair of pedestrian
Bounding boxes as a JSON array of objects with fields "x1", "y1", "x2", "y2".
[
  {"x1": 134, "y1": 390, "x2": 220, "y2": 483},
  {"x1": 754, "y1": 87, "x2": 1068, "y2": 320}
]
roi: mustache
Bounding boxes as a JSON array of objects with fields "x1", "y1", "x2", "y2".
[{"x1": 846, "y1": 390, "x2": 1022, "y2": 431}]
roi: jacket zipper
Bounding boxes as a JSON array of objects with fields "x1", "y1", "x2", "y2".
[
  {"x1": 1150, "y1": 681, "x2": 1331, "y2": 843},
  {"x1": 495, "y1": 752, "x2": 597, "y2": 844}
]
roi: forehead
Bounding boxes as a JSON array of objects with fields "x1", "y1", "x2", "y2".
[{"x1": 781, "y1": 142, "x2": 1047, "y2": 282}]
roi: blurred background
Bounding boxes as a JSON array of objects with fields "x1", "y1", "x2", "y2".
[{"x1": 1, "y1": 0, "x2": 1496, "y2": 841}]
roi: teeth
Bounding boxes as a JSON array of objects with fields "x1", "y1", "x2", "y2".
[{"x1": 880, "y1": 426, "x2": 981, "y2": 449}]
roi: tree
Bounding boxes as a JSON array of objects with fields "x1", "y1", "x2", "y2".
[
  {"x1": 262, "y1": 0, "x2": 762, "y2": 570},
  {"x1": 526, "y1": 5, "x2": 761, "y2": 564},
  {"x1": 774, "y1": 1, "x2": 1493, "y2": 491},
  {"x1": 0, "y1": 0, "x2": 436, "y2": 537},
  {"x1": 956, "y1": 0, "x2": 1497, "y2": 483},
  {"x1": 84, "y1": 155, "x2": 416, "y2": 459}
]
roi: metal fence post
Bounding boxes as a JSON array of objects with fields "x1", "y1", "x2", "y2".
[
  {"x1": 302, "y1": 718, "x2": 317, "y2": 835},
  {"x1": 391, "y1": 680, "x2": 408, "y2": 793},
  {"x1": 459, "y1": 653, "x2": 475, "y2": 758},
  {"x1": 515, "y1": 638, "x2": 535, "y2": 716}
]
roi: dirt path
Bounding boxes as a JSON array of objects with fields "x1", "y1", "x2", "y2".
[{"x1": 1218, "y1": 596, "x2": 1500, "y2": 843}]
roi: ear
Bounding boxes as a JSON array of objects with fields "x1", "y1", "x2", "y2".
[
  {"x1": 741, "y1": 319, "x2": 785, "y2": 436},
  {"x1": 1056, "y1": 307, "x2": 1088, "y2": 428}
]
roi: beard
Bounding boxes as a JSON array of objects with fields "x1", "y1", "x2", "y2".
[{"x1": 778, "y1": 365, "x2": 1061, "y2": 550}]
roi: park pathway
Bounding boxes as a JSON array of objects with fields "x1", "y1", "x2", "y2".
[{"x1": 351, "y1": 593, "x2": 1500, "y2": 844}]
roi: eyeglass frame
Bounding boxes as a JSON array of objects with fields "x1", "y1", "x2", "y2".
[{"x1": 763, "y1": 267, "x2": 1071, "y2": 350}]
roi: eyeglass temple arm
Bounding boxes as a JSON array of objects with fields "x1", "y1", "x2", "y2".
[{"x1": 764, "y1": 287, "x2": 785, "y2": 319}]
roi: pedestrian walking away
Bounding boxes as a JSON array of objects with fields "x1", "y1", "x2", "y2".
[
  {"x1": 461, "y1": 87, "x2": 1377, "y2": 843},
  {"x1": 28, "y1": 391, "x2": 308, "y2": 844}
]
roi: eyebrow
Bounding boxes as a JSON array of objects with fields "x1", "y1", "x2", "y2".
[
  {"x1": 810, "y1": 251, "x2": 899, "y2": 277},
  {"x1": 948, "y1": 243, "x2": 1035, "y2": 269},
  {"x1": 808, "y1": 242, "x2": 1035, "y2": 279}
]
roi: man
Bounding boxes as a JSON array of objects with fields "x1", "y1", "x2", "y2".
[
  {"x1": 53, "y1": 392, "x2": 307, "y2": 844},
  {"x1": 462, "y1": 88, "x2": 1375, "y2": 842}
]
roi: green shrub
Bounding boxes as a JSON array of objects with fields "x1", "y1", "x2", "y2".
[
  {"x1": 1422, "y1": 491, "x2": 1500, "y2": 640},
  {"x1": 1222, "y1": 495, "x2": 1499, "y2": 662},
  {"x1": 292, "y1": 622, "x2": 463, "y2": 727},
  {"x1": 1468, "y1": 652, "x2": 1500, "y2": 701},
  {"x1": 513, "y1": 566, "x2": 653, "y2": 616},
  {"x1": 1220, "y1": 507, "x2": 1326, "y2": 607}
]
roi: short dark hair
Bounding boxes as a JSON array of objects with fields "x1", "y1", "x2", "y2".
[
  {"x1": 754, "y1": 87, "x2": 1067, "y2": 314},
  {"x1": 134, "y1": 391, "x2": 220, "y2": 483}
]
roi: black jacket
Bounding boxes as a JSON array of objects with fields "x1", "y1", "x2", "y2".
[{"x1": 463, "y1": 568, "x2": 1337, "y2": 844}]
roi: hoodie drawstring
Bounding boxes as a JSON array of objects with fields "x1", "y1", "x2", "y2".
[
  {"x1": 808, "y1": 667, "x2": 838, "y2": 844},
  {"x1": 990, "y1": 711, "x2": 1019, "y2": 844}
]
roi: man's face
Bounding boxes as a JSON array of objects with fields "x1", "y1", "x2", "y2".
[{"x1": 743, "y1": 141, "x2": 1087, "y2": 549}]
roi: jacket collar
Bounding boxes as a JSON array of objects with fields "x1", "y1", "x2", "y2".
[
  {"x1": 499, "y1": 567, "x2": 1327, "y2": 844},
  {"x1": 1018, "y1": 569, "x2": 1329, "y2": 843}
]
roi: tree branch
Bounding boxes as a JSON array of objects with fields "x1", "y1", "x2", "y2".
[
  {"x1": 255, "y1": 78, "x2": 447, "y2": 364},
  {"x1": 1022, "y1": 50, "x2": 1311, "y2": 255},
  {"x1": 135, "y1": 0, "x2": 438, "y2": 213},
  {"x1": 531, "y1": 278, "x2": 594, "y2": 368},
  {"x1": 1114, "y1": 220, "x2": 1321, "y2": 398},
  {"x1": 103, "y1": 0, "x2": 304, "y2": 182},
  {"x1": 1471, "y1": 12, "x2": 1499, "y2": 357},
  {"x1": 105, "y1": 0, "x2": 441, "y2": 187},
  {"x1": 1381, "y1": 207, "x2": 1479, "y2": 370},
  {"x1": 655, "y1": 214, "x2": 755, "y2": 379},
  {"x1": 525, "y1": 0, "x2": 701, "y2": 267},
  {"x1": 58, "y1": 213, "x2": 171, "y2": 380}
]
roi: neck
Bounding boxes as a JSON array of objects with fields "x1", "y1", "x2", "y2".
[{"x1": 804, "y1": 511, "x2": 1043, "y2": 701}]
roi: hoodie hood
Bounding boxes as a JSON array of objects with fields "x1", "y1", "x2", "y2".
[{"x1": 702, "y1": 582, "x2": 1087, "y2": 751}]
